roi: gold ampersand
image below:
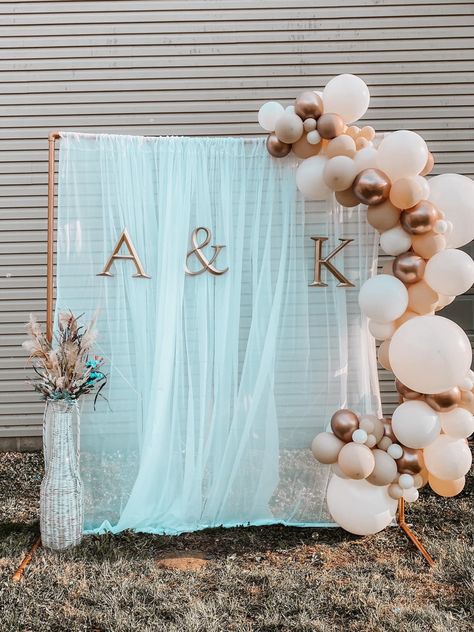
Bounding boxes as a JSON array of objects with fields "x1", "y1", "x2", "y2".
[{"x1": 185, "y1": 227, "x2": 229, "y2": 276}]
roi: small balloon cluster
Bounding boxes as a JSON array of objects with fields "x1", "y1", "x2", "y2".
[{"x1": 258, "y1": 73, "x2": 474, "y2": 535}]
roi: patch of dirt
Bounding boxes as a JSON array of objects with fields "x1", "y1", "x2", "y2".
[{"x1": 156, "y1": 550, "x2": 209, "y2": 571}]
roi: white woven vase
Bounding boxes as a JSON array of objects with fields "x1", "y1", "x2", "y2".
[{"x1": 40, "y1": 399, "x2": 83, "y2": 550}]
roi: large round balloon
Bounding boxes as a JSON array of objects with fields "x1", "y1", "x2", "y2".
[
  {"x1": 389, "y1": 315, "x2": 472, "y2": 394},
  {"x1": 391, "y1": 400, "x2": 440, "y2": 448},
  {"x1": 258, "y1": 101, "x2": 285, "y2": 132},
  {"x1": 428, "y1": 173, "x2": 474, "y2": 248},
  {"x1": 439, "y1": 407, "x2": 474, "y2": 439},
  {"x1": 322, "y1": 74, "x2": 370, "y2": 124},
  {"x1": 326, "y1": 475, "x2": 397, "y2": 535},
  {"x1": 423, "y1": 435, "x2": 472, "y2": 480},
  {"x1": 295, "y1": 155, "x2": 331, "y2": 200},
  {"x1": 377, "y1": 130, "x2": 428, "y2": 181},
  {"x1": 359, "y1": 275, "x2": 408, "y2": 323},
  {"x1": 424, "y1": 249, "x2": 474, "y2": 297}
]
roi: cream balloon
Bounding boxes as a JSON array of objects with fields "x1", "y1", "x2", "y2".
[
  {"x1": 295, "y1": 155, "x2": 331, "y2": 201},
  {"x1": 391, "y1": 400, "x2": 440, "y2": 449},
  {"x1": 323, "y1": 156, "x2": 357, "y2": 191},
  {"x1": 377, "y1": 130, "x2": 428, "y2": 181},
  {"x1": 377, "y1": 339, "x2": 392, "y2": 371},
  {"x1": 354, "y1": 147, "x2": 379, "y2": 172},
  {"x1": 258, "y1": 101, "x2": 285, "y2": 132},
  {"x1": 311, "y1": 432, "x2": 345, "y2": 464},
  {"x1": 359, "y1": 275, "x2": 408, "y2": 323},
  {"x1": 389, "y1": 315, "x2": 472, "y2": 394},
  {"x1": 439, "y1": 407, "x2": 474, "y2": 439},
  {"x1": 423, "y1": 435, "x2": 472, "y2": 480},
  {"x1": 428, "y1": 173, "x2": 474, "y2": 248},
  {"x1": 326, "y1": 476, "x2": 397, "y2": 535},
  {"x1": 322, "y1": 74, "x2": 370, "y2": 124},
  {"x1": 428, "y1": 474, "x2": 465, "y2": 497},
  {"x1": 424, "y1": 249, "x2": 474, "y2": 297},
  {"x1": 368, "y1": 319, "x2": 396, "y2": 340},
  {"x1": 337, "y1": 443, "x2": 375, "y2": 479},
  {"x1": 367, "y1": 449, "x2": 398, "y2": 486},
  {"x1": 379, "y1": 225, "x2": 412, "y2": 256}
]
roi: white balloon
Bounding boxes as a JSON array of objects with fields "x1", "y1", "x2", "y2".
[
  {"x1": 428, "y1": 173, "x2": 474, "y2": 248},
  {"x1": 326, "y1": 475, "x2": 397, "y2": 535},
  {"x1": 389, "y1": 315, "x2": 472, "y2": 394},
  {"x1": 352, "y1": 429, "x2": 368, "y2": 444},
  {"x1": 354, "y1": 146, "x2": 379, "y2": 172},
  {"x1": 295, "y1": 155, "x2": 331, "y2": 200},
  {"x1": 424, "y1": 249, "x2": 474, "y2": 297},
  {"x1": 368, "y1": 319, "x2": 396, "y2": 340},
  {"x1": 323, "y1": 74, "x2": 370, "y2": 124},
  {"x1": 387, "y1": 443, "x2": 403, "y2": 459},
  {"x1": 423, "y1": 435, "x2": 472, "y2": 480},
  {"x1": 403, "y1": 488, "x2": 419, "y2": 503},
  {"x1": 257, "y1": 101, "x2": 284, "y2": 132},
  {"x1": 391, "y1": 400, "x2": 440, "y2": 448},
  {"x1": 323, "y1": 156, "x2": 357, "y2": 191},
  {"x1": 379, "y1": 225, "x2": 412, "y2": 256},
  {"x1": 398, "y1": 473, "x2": 415, "y2": 490},
  {"x1": 436, "y1": 294, "x2": 455, "y2": 310},
  {"x1": 439, "y1": 407, "x2": 474, "y2": 439},
  {"x1": 359, "y1": 275, "x2": 408, "y2": 323},
  {"x1": 303, "y1": 118, "x2": 317, "y2": 132},
  {"x1": 377, "y1": 130, "x2": 428, "y2": 181}
]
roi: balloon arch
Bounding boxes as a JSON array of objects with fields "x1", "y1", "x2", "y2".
[{"x1": 257, "y1": 74, "x2": 474, "y2": 536}]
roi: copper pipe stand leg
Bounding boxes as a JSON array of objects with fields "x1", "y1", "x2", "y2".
[
  {"x1": 12, "y1": 537, "x2": 42, "y2": 582},
  {"x1": 397, "y1": 498, "x2": 435, "y2": 567}
]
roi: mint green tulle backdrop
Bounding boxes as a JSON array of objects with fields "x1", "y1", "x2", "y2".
[{"x1": 55, "y1": 132, "x2": 380, "y2": 534}]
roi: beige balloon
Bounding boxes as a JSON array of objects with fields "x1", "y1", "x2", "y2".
[
  {"x1": 346, "y1": 125, "x2": 360, "y2": 138},
  {"x1": 388, "y1": 483, "x2": 404, "y2": 500},
  {"x1": 335, "y1": 187, "x2": 360, "y2": 208},
  {"x1": 311, "y1": 432, "x2": 345, "y2": 464},
  {"x1": 367, "y1": 200, "x2": 401, "y2": 232},
  {"x1": 411, "y1": 232, "x2": 446, "y2": 259},
  {"x1": 355, "y1": 137, "x2": 370, "y2": 150},
  {"x1": 317, "y1": 112, "x2": 345, "y2": 139},
  {"x1": 389, "y1": 177, "x2": 425, "y2": 210},
  {"x1": 360, "y1": 125, "x2": 376, "y2": 141},
  {"x1": 337, "y1": 443, "x2": 375, "y2": 480},
  {"x1": 367, "y1": 449, "x2": 398, "y2": 486},
  {"x1": 429, "y1": 473, "x2": 465, "y2": 497},
  {"x1": 408, "y1": 280, "x2": 439, "y2": 315},
  {"x1": 292, "y1": 132, "x2": 322, "y2": 159},
  {"x1": 326, "y1": 134, "x2": 356, "y2": 159},
  {"x1": 377, "y1": 339, "x2": 392, "y2": 371}
]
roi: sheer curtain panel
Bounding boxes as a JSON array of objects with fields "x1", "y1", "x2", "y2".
[{"x1": 55, "y1": 132, "x2": 380, "y2": 534}]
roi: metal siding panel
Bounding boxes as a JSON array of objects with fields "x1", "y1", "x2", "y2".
[{"x1": 0, "y1": 0, "x2": 472, "y2": 438}]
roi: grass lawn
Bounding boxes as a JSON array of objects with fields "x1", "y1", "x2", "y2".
[{"x1": 0, "y1": 451, "x2": 472, "y2": 632}]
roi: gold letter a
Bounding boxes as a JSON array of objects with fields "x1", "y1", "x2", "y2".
[{"x1": 97, "y1": 229, "x2": 151, "y2": 278}]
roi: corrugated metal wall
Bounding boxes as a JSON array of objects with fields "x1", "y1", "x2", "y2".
[{"x1": 1, "y1": 0, "x2": 473, "y2": 443}]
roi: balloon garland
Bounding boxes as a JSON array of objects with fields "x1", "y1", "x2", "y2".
[{"x1": 257, "y1": 74, "x2": 474, "y2": 536}]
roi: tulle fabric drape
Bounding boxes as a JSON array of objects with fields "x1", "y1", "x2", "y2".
[{"x1": 55, "y1": 132, "x2": 380, "y2": 534}]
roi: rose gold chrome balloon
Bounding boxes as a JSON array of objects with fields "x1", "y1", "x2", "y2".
[
  {"x1": 381, "y1": 418, "x2": 396, "y2": 442},
  {"x1": 352, "y1": 169, "x2": 391, "y2": 206},
  {"x1": 294, "y1": 91, "x2": 323, "y2": 121},
  {"x1": 392, "y1": 252, "x2": 426, "y2": 285},
  {"x1": 400, "y1": 200, "x2": 438, "y2": 235},
  {"x1": 425, "y1": 387, "x2": 462, "y2": 412},
  {"x1": 395, "y1": 379, "x2": 423, "y2": 401},
  {"x1": 266, "y1": 133, "x2": 291, "y2": 158},
  {"x1": 396, "y1": 447, "x2": 425, "y2": 475},
  {"x1": 330, "y1": 409, "x2": 359, "y2": 443},
  {"x1": 317, "y1": 113, "x2": 345, "y2": 140}
]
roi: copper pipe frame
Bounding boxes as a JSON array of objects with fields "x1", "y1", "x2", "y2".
[
  {"x1": 11, "y1": 131, "x2": 60, "y2": 582},
  {"x1": 397, "y1": 498, "x2": 435, "y2": 567}
]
